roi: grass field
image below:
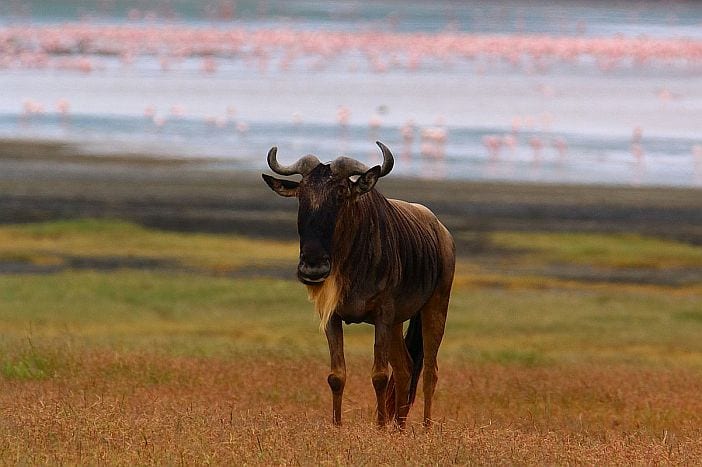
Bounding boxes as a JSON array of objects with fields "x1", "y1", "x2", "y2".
[{"x1": 1, "y1": 219, "x2": 702, "y2": 464}]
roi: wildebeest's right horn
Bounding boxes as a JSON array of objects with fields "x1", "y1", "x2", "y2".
[{"x1": 267, "y1": 147, "x2": 321, "y2": 176}]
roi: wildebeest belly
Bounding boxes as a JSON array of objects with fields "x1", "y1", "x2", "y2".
[
  {"x1": 334, "y1": 286, "x2": 435, "y2": 325},
  {"x1": 320, "y1": 197, "x2": 452, "y2": 327}
]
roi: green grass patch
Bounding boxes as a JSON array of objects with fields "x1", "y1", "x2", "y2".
[
  {"x1": 444, "y1": 286, "x2": 702, "y2": 366},
  {"x1": 0, "y1": 218, "x2": 298, "y2": 272},
  {"x1": 0, "y1": 269, "x2": 701, "y2": 371},
  {"x1": 1, "y1": 353, "x2": 53, "y2": 380},
  {"x1": 0, "y1": 271, "x2": 322, "y2": 356},
  {"x1": 674, "y1": 310, "x2": 702, "y2": 323},
  {"x1": 0, "y1": 339, "x2": 60, "y2": 380},
  {"x1": 491, "y1": 231, "x2": 702, "y2": 269},
  {"x1": 0, "y1": 219, "x2": 700, "y2": 375}
]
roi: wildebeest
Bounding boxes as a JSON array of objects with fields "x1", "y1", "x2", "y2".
[{"x1": 262, "y1": 141, "x2": 455, "y2": 428}]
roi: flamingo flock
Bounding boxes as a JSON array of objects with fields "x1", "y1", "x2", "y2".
[
  {"x1": 481, "y1": 132, "x2": 568, "y2": 168},
  {"x1": 1, "y1": 24, "x2": 701, "y2": 74},
  {"x1": 3, "y1": 18, "x2": 701, "y2": 186}
]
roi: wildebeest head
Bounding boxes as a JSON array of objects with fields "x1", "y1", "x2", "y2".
[{"x1": 262, "y1": 141, "x2": 394, "y2": 285}]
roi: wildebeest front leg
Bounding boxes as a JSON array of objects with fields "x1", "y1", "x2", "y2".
[
  {"x1": 325, "y1": 314, "x2": 346, "y2": 426},
  {"x1": 372, "y1": 320, "x2": 391, "y2": 426}
]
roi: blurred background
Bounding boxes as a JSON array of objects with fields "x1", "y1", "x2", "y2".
[
  {"x1": 1, "y1": 0, "x2": 701, "y2": 185},
  {"x1": 1, "y1": 2, "x2": 702, "y2": 464}
]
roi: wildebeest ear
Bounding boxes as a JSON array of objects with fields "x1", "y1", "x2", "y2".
[
  {"x1": 352, "y1": 165, "x2": 381, "y2": 195},
  {"x1": 262, "y1": 174, "x2": 299, "y2": 197}
]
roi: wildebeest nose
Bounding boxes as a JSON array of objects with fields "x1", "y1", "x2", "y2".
[
  {"x1": 298, "y1": 253, "x2": 331, "y2": 283},
  {"x1": 299, "y1": 251, "x2": 329, "y2": 265}
]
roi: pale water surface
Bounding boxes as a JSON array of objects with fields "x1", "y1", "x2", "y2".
[{"x1": 1, "y1": 1, "x2": 701, "y2": 186}]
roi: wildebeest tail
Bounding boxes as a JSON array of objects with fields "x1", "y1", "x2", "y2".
[
  {"x1": 405, "y1": 312, "x2": 424, "y2": 406},
  {"x1": 385, "y1": 312, "x2": 424, "y2": 421}
]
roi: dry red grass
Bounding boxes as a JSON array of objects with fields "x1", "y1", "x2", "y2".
[{"x1": 2, "y1": 352, "x2": 701, "y2": 464}]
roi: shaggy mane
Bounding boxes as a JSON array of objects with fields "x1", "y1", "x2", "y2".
[{"x1": 310, "y1": 188, "x2": 442, "y2": 330}]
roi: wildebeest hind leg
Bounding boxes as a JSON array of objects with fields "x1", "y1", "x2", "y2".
[
  {"x1": 387, "y1": 323, "x2": 412, "y2": 428},
  {"x1": 420, "y1": 288, "x2": 450, "y2": 428},
  {"x1": 372, "y1": 321, "x2": 391, "y2": 426}
]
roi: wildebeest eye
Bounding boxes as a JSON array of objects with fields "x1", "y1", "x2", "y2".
[{"x1": 337, "y1": 184, "x2": 351, "y2": 200}]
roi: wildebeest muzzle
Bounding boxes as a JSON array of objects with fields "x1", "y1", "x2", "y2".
[{"x1": 298, "y1": 248, "x2": 331, "y2": 284}]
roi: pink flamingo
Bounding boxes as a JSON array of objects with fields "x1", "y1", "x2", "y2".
[
  {"x1": 20, "y1": 99, "x2": 42, "y2": 125},
  {"x1": 552, "y1": 137, "x2": 568, "y2": 160},
  {"x1": 502, "y1": 134, "x2": 518, "y2": 153},
  {"x1": 482, "y1": 134, "x2": 502, "y2": 161},
  {"x1": 511, "y1": 116, "x2": 522, "y2": 134},
  {"x1": 400, "y1": 119, "x2": 415, "y2": 163},
  {"x1": 236, "y1": 121, "x2": 249, "y2": 134},
  {"x1": 152, "y1": 115, "x2": 166, "y2": 128},
  {"x1": 420, "y1": 125, "x2": 448, "y2": 174},
  {"x1": 529, "y1": 136, "x2": 543, "y2": 164},
  {"x1": 369, "y1": 114, "x2": 382, "y2": 130},
  {"x1": 170, "y1": 104, "x2": 185, "y2": 118},
  {"x1": 55, "y1": 98, "x2": 70, "y2": 115},
  {"x1": 336, "y1": 105, "x2": 351, "y2": 148},
  {"x1": 336, "y1": 106, "x2": 351, "y2": 127},
  {"x1": 201, "y1": 56, "x2": 217, "y2": 74},
  {"x1": 631, "y1": 126, "x2": 644, "y2": 164},
  {"x1": 55, "y1": 98, "x2": 70, "y2": 126}
]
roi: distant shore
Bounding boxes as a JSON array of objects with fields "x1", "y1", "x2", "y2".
[{"x1": 2, "y1": 139, "x2": 701, "y2": 253}]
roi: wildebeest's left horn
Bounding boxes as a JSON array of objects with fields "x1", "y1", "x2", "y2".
[
  {"x1": 330, "y1": 141, "x2": 395, "y2": 178},
  {"x1": 375, "y1": 141, "x2": 394, "y2": 177},
  {"x1": 267, "y1": 147, "x2": 321, "y2": 176}
]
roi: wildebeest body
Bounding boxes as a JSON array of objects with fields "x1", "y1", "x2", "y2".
[
  {"x1": 263, "y1": 142, "x2": 455, "y2": 428},
  {"x1": 322, "y1": 190, "x2": 452, "y2": 326}
]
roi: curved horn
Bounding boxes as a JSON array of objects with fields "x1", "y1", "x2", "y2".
[
  {"x1": 330, "y1": 141, "x2": 396, "y2": 178},
  {"x1": 376, "y1": 141, "x2": 394, "y2": 177},
  {"x1": 267, "y1": 147, "x2": 321, "y2": 176}
]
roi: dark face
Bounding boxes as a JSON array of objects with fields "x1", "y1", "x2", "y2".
[
  {"x1": 262, "y1": 163, "x2": 380, "y2": 285},
  {"x1": 295, "y1": 164, "x2": 346, "y2": 284}
]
